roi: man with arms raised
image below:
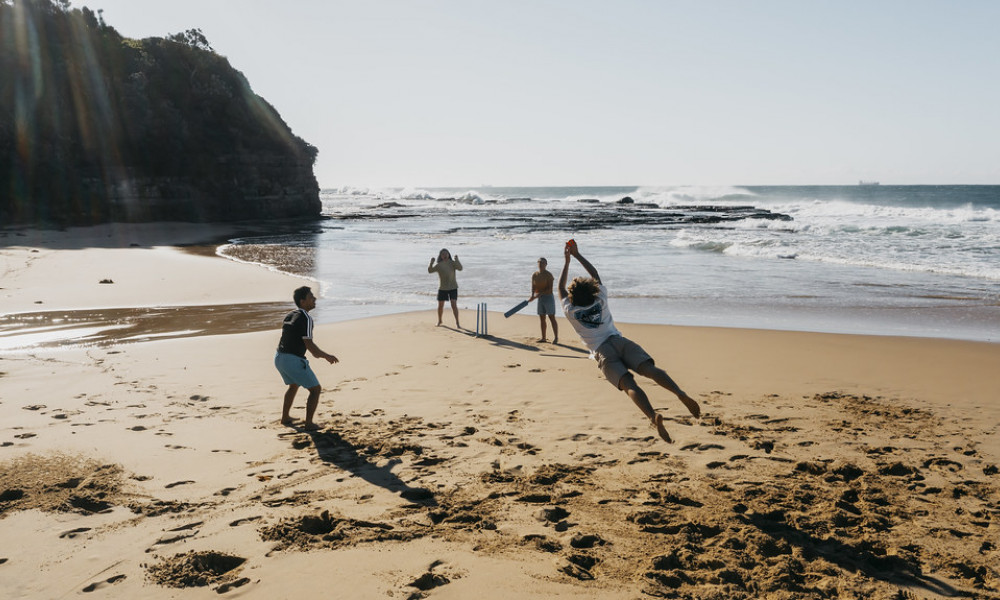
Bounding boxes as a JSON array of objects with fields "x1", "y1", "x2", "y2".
[{"x1": 559, "y1": 241, "x2": 699, "y2": 443}]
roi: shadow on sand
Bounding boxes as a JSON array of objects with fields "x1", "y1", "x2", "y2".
[
  {"x1": 450, "y1": 326, "x2": 592, "y2": 357},
  {"x1": 305, "y1": 429, "x2": 438, "y2": 507}
]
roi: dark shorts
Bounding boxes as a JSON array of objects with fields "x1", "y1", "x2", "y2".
[
  {"x1": 437, "y1": 288, "x2": 458, "y2": 302},
  {"x1": 594, "y1": 335, "x2": 653, "y2": 389}
]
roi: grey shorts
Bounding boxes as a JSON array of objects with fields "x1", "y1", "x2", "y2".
[
  {"x1": 536, "y1": 294, "x2": 556, "y2": 315},
  {"x1": 594, "y1": 335, "x2": 653, "y2": 389}
]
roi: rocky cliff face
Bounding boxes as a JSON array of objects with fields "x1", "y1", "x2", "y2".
[
  {"x1": 1, "y1": 0, "x2": 322, "y2": 226},
  {"x1": 93, "y1": 155, "x2": 320, "y2": 222}
]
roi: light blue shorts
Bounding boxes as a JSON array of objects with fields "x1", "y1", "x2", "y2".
[
  {"x1": 536, "y1": 294, "x2": 556, "y2": 316},
  {"x1": 274, "y1": 352, "x2": 320, "y2": 389}
]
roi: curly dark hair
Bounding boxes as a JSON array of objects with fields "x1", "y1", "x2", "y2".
[{"x1": 568, "y1": 277, "x2": 600, "y2": 306}]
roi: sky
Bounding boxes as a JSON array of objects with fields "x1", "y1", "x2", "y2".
[{"x1": 73, "y1": 0, "x2": 1000, "y2": 187}]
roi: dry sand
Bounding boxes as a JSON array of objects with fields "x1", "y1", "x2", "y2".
[{"x1": 1, "y1": 226, "x2": 999, "y2": 599}]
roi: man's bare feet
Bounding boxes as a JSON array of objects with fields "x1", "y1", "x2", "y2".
[
  {"x1": 678, "y1": 393, "x2": 701, "y2": 419},
  {"x1": 553, "y1": 338, "x2": 558, "y2": 344},
  {"x1": 280, "y1": 417, "x2": 294, "y2": 426},
  {"x1": 302, "y1": 422, "x2": 320, "y2": 431},
  {"x1": 654, "y1": 414, "x2": 672, "y2": 444},
  {"x1": 538, "y1": 338, "x2": 547, "y2": 343}
]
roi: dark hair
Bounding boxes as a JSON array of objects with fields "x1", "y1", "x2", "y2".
[
  {"x1": 293, "y1": 286, "x2": 312, "y2": 307},
  {"x1": 568, "y1": 277, "x2": 599, "y2": 306}
]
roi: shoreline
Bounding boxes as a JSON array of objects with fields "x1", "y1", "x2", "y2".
[
  {"x1": 2, "y1": 224, "x2": 999, "y2": 598},
  {"x1": 4, "y1": 222, "x2": 996, "y2": 344}
]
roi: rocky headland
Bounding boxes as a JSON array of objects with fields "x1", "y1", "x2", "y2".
[{"x1": 1, "y1": 0, "x2": 320, "y2": 225}]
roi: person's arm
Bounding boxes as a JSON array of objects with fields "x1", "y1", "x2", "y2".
[
  {"x1": 428, "y1": 258, "x2": 436, "y2": 273},
  {"x1": 573, "y1": 248, "x2": 601, "y2": 285},
  {"x1": 558, "y1": 246, "x2": 571, "y2": 300},
  {"x1": 305, "y1": 338, "x2": 339, "y2": 364},
  {"x1": 453, "y1": 256, "x2": 462, "y2": 271},
  {"x1": 529, "y1": 273, "x2": 538, "y2": 301}
]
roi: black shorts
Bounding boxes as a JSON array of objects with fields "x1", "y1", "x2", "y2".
[{"x1": 437, "y1": 288, "x2": 458, "y2": 302}]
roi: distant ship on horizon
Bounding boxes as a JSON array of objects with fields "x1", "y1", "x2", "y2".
[{"x1": 858, "y1": 180, "x2": 880, "y2": 186}]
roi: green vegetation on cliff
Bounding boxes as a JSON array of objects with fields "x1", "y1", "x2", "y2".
[{"x1": 1, "y1": 0, "x2": 321, "y2": 225}]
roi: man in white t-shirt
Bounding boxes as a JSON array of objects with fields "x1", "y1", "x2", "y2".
[{"x1": 559, "y1": 241, "x2": 700, "y2": 443}]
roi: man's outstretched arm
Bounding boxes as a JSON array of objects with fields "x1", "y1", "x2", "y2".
[
  {"x1": 558, "y1": 246, "x2": 571, "y2": 300},
  {"x1": 572, "y1": 248, "x2": 601, "y2": 284}
]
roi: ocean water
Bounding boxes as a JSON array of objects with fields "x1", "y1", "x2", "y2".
[{"x1": 220, "y1": 185, "x2": 1000, "y2": 342}]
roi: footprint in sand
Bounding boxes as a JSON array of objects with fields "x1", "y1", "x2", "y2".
[
  {"x1": 128, "y1": 426, "x2": 147, "y2": 432},
  {"x1": 276, "y1": 469, "x2": 308, "y2": 480},
  {"x1": 165, "y1": 480, "x2": 195, "y2": 489},
  {"x1": 516, "y1": 442, "x2": 540, "y2": 455},
  {"x1": 680, "y1": 443, "x2": 725, "y2": 452},
  {"x1": 81, "y1": 574, "x2": 126, "y2": 593},
  {"x1": 14, "y1": 433, "x2": 36, "y2": 439},
  {"x1": 570, "y1": 533, "x2": 607, "y2": 549},
  {"x1": 407, "y1": 560, "x2": 453, "y2": 594},
  {"x1": 59, "y1": 527, "x2": 92, "y2": 539},
  {"x1": 923, "y1": 457, "x2": 964, "y2": 473},
  {"x1": 147, "y1": 529, "x2": 199, "y2": 550},
  {"x1": 561, "y1": 554, "x2": 599, "y2": 580}
]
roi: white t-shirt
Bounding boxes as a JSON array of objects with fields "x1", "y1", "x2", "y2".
[{"x1": 562, "y1": 284, "x2": 621, "y2": 352}]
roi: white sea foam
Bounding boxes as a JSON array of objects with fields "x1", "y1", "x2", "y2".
[{"x1": 273, "y1": 186, "x2": 1000, "y2": 340}]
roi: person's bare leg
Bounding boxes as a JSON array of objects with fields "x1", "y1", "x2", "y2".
[
  {"x1": 620, "y1": 375, "x2": 671, "y2": 443},
  {"x1": 539, "y1": 315, "x2": 547, "y2": 342},
  {"x1": 549, "y1": 315, "x2": 559, "y2": 344},
  {"x1": 436, "y1": 301, "x2": 444, "y2": 326},
  {"x1": 303, "y1": 385, "x2": 321, "y2": 430},
  {"x1": 450, "y1": 299, "x2": 460, "y2": 328},
  {"x1": 281, "y1": 385, "x2": 298, "y2": 425},
  {"x1": 636, "y1": 360, "x2": 700, "y2": 418}
]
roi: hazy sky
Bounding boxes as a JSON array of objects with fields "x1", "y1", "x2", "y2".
[{"x1": 75, "y1": 1, "x2": 999, "y2": 187}]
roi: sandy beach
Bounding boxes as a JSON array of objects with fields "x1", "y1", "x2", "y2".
[{"x1": 1, "y1": 226, "x2": 999, "y2": 599}]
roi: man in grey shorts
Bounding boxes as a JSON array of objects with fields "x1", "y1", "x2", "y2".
[
  {"x1": 558, "y1": 242, "x2": 700, "y2": 443},
  {"x1": 529, "y1": 257, "x2": 559, "y2": 343}
]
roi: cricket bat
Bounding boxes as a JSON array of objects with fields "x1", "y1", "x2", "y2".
[{"x1": 504, "y1": 299, "x2": 530, "y2": 318}]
